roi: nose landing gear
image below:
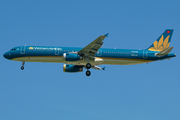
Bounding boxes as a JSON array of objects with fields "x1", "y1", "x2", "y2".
[{"x1": 21, "y1": 62, "x2": 25, "y2": 70}]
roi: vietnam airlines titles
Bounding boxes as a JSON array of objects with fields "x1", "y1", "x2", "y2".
[{"x1": 3, "y1": 29, "x2": 176, "y2": 76}]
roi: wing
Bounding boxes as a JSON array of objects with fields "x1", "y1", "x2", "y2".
[{"x1": 78, "y1": 33, "x2": 109, "y2": 61}]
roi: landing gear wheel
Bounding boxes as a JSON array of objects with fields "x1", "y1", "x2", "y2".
[
  {"x1": 21, "y1": 62, "x2": 25, "y2": 70},
  {"x1": 86, "y1": 70, "x2": 91, "y2": 76},
  {"x1": 21, "y1": 66, "x2": 24, "y2": 70},
  {"x1": 86, "y1": 63, "x2": 91, "y2": 69}
]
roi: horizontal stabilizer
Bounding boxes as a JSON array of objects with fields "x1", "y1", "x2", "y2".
[{"x1": 156, "y1": 47, "x2": 173, "y2": 57}]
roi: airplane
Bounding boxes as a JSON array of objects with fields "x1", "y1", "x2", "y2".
[{"x1": 3, "y1": 29, "x2": 176, "y2": 76}]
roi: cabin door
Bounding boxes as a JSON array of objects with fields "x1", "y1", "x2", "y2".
[
  {"x1": 97, "y1": 50, "x2": 102, "y2": 56},
  {"x1": 55, "y1": 48, "x2": 59, "y2": 55},
  {"x1": 20, "y1": 46, "x2": 25, "y2": 54},
  {"x1": 143, "y1": 50, "x2": 148, "y2": 58}
]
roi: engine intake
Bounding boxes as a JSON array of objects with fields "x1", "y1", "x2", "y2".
[
  {"x1": 63, "y1": 64, "x2": 83, "y2": 73},
  {"x1": 63, "y1": 53, "x2": 83, "y2": 61}
]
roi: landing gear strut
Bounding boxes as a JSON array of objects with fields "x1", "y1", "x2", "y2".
[
  {"x1": 21, "y1": 62, "x2": 25, "y2": 70},
  {"x1": 86, "y1": 63, "x2": 91, "y2": 76}
]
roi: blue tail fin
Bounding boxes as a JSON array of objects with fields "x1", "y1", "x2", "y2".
[{"x1": 147, "y1": 29, "x2": 174, "y2": 51}]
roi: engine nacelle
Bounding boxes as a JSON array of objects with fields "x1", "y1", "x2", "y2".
[
  {"x1": 63, "y1": 53, "x2": 83, "y2": 61},
  {"x1": 63, "y1": 64, "x2": 83, "y2": 73}
]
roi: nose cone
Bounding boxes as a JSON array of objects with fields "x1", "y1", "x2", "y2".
[{"x1": 3, "y1": 52, "x2": 10, "y2": 59}]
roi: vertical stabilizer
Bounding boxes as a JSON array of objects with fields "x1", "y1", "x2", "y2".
[{"x1": 147, "y1": 29, "x2": 173, "y2": 51}]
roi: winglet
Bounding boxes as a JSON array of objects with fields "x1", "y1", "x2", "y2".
[
  {"x1": 104, "y1": 33, "x2": 109, "y2": 37},
  {"x1": 102, "y1": 67, "x2": 106, "y2": 71}
]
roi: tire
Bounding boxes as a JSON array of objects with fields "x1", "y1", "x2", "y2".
[
  {"x1": 21, "y1": 66, "x2": 24, "y2": 70},
  {"x1": 86, "y1": 70, "x2": 91, "y2": 76},
  {"x1": 86, "y1": 63, "x2": 91, "y2": 69}
]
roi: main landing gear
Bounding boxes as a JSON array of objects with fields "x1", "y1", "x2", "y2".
[
  {"x1": 86, "y1": 63, "x2": 91, "y2": 76},
  {"x1": 21, "y1": 62, "x2": 25, "y2": 70},
  {"x1": 86, "y1": 63, "x2": 91, "y2": 69}
]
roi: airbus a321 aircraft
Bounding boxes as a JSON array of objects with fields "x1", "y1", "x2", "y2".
[{"x1": 3, "y1": 29, "x2": 176, "y2": 76}]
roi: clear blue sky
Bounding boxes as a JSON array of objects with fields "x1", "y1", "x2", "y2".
[{"x1": 0, "y1": 0, "x2": 180, "y2": 120}]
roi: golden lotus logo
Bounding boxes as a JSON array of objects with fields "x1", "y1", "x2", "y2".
[
  {"x1": 148, "y1": 35, "x2": 170, "y2": 51},
  {"x1": 29, "y1": 47, "x2": 34, "y2": 49}
]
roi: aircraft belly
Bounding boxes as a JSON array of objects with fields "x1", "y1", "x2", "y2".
[
  {"x1": 12, "y1": 56, "x2": 64, "y2": 63},
  {"x1": 102, "y1": 58, "x2": 145, "y2": 65},
  {"x1": 12, "y1": 56, "x2": 146, "y2": 65},
  {"x1": 67, "y1": 58, "x2": 146, "y2": 65}
]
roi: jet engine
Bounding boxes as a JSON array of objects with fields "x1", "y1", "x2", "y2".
[
  {"x1": 63, "y1": 53, "x2": 83, "y2": 61},
  {"x1": 63, "y1": 64, "x2": 83, "y2": 73}
]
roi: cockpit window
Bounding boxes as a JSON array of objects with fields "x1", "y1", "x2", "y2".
[{"x1": 11, "y1": 49, "x2": 16, "y2": 51}]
